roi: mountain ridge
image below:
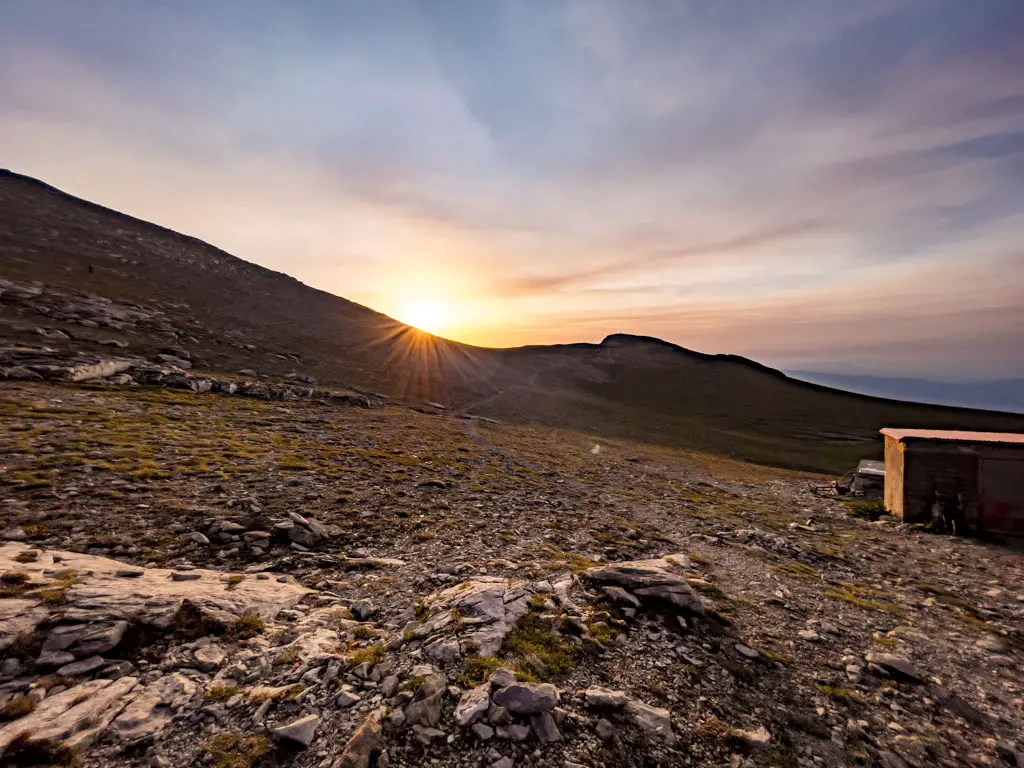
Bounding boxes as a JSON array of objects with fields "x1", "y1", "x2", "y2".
[{"x1": 4, "y1": 169, "x2": 1024, "y2": 473}]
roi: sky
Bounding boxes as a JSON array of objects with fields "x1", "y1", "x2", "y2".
[{"x1": 1, "y1": 1, "x2": 1023, "y2": 380}]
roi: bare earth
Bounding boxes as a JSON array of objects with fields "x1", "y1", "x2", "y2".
[{"x1": 1, "y1": 380, "x2": 1022, "y2": 768}]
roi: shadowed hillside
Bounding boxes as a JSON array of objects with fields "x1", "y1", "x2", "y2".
[{"x1": 4, "y1": 169, "x2": 1024, "y2": 473}]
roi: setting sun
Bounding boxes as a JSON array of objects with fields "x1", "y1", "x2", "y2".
[{"x1": 401, "y1": 300, "x2": 449, "y2": 334}]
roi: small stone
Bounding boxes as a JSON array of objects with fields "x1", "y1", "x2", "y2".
[
  {"x1": 496, "y1": 723, "x2": 531, "y2": 742},
  {"x1": 272, "y1": 713, "x2": 320, "y2": 748},
  {"x1": 489, "y1": 668, "x2": 517, "y2": 689},
  {"x1": 171, "y1": 571, "x2": 202, "y2": 582},
  {"x1": 389, "y1": 708, "x2": 406, "y2": 728},
  {"x1": 798, "y1": 629, "x2": 821, "y2": 642},
  {"x1": 380, "y1": 676, "x2": 399, "y2": 698},
  {"x1": 472, "y1": 723, "x2": 494, "y2": 741},
  {"x1": 735, "y1": 644, "x2": 760, "y2": 660},
  {"x1": 410, "y1": 724, "x2": 446, "y2": 744},
  {"x1": 487, "y1": 702, "x2": 512, "y2": 726},
  {"x1": 492, "y1": 758, "x2": 514, "y2": 768},
  {"x1": 403, "y1": 674, "x2": 446, "y2": 727},
  {"x1": 288, "y1": 526, "x2": 318, "y2": 547},
  {"x1": 350, "y1": 599, "x2": 375, "y2": 621},
  {"x1": 596, "y1": 718, "x2": 616, "y2": 740},
  {"x1": 189, "y1": 532, "x2": 210, "y2": 545},
  {"x1": 336, "y1": 690, "x2": 361, "y2": 708}
]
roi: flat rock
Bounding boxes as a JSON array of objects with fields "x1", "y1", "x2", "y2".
[
  {"x1": 869, "y1": 654, "x2": 920, "y2": 681},
  {"x1": 272, "y1": 713, "x2": 320, "y2": 748},
  {"x1": 0, "y1": 676, "x2": 139, "y2": 757},
  {"x1": 111, "y1": 673, "x2": 197, "y2": 739},
  {"x1": 193, "y1": 643, "x2": 227, "y2": 671},
  {"x1": 584, "y1": 687, "x2": 629, "y2": 709},
  {"x1": 56, "y1": 655, "x2": 106, "y2": 677}
]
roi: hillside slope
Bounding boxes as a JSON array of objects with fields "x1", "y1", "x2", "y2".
[{"x1": 4, "y1": 169, "x2": 1024, "y2": 473}]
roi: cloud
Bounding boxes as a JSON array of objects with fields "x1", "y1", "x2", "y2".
[{"x1": 1, "y1": 0, "x2": 1023, "y2": 377}]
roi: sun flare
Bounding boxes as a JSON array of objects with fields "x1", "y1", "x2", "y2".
[{"x1": 402, "y1": 300, "x2": 449, "y2": 334}]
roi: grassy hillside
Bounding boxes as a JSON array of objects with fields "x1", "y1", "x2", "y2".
[{"x1": 4, "y1": 168, "x2": 1024, "y2": 474}]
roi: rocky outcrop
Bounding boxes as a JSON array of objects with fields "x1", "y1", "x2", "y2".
[
  {"x1": 584, "y1": 554, "x2": 706, "y2": 614},
  {"x1": 416, "y1": 578, "x2": 535, "y2": 658}
]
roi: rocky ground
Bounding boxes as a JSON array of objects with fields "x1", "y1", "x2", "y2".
[{"x1": 1, "y1": 373, "x2": 1023, "y2": 768}]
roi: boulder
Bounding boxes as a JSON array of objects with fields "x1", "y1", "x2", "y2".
[
  {"x1": 531, "y1": 711, "x2": 561, "y2": 743},
  {"x1": 454, "y1": 683, "x2": 491, "y2": 727},
  {"x1": 403, "y1": 674, "x2": 446, "y2": 727},
  {"x1": 338, "y1": 710, "x2": 382, "y2": 768},
  {"x1": 492, "y1": 683, "x2": 559, "y2": 715}
]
